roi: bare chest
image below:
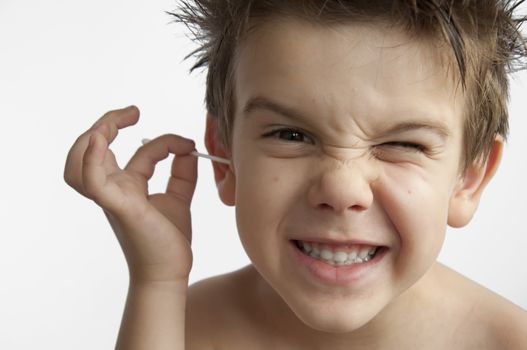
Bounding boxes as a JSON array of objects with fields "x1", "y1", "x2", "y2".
[{"x1": 190, "y1": 317, "x2": 499, "y2": 350}]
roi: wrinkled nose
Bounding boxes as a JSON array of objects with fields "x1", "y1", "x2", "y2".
[{"x1": 307, "y1": 159, "x2": 374, "y2": 214}]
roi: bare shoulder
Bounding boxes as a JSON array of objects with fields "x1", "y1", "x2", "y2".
[
  {"x1": 185, "y1": 265, "x2": 260, "y2": 350},
  {"x1": 435, "y1": 263, "x2": 527, "y2": 349}
]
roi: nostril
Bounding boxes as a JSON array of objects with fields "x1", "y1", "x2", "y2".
[
  {"x1": 349, "y1": 204, "x2": 368, "y2": 212},
  {"x1": 317, "y1": 202, "x2": 367, "y2": 212},
  {"x1": 308, "y1": 170, "x2": 374, "y2": 213}
]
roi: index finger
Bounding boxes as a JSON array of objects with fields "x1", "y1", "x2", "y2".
[
  {"x1": 124, "y1": 134, "x2": 196, "y2": 181},
  {"x1": 64, "y1": 105, "x2": 140, "y2": 192},
  {"x1": 90, "y1": 105, "x2": 140, "y2": 144}
]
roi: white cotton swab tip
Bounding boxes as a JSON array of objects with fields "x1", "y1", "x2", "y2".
[{"x1": 141, "y1": 138, "x2": 230, "y2": 164}]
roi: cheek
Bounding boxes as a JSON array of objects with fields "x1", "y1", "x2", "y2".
[
  {"x1": 376, "y1": 169, "x2": 450, "y2": 277},
  {"x1": 234, "y1": 156, "x2": 306, "y2": 255}
]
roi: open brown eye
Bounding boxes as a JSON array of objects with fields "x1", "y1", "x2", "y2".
[
  {"x1": 278, "y1": 130, "x2": 304, "y2": 142},
  {"x1": 263, "y1": 128, "x2": 315, "y2": 144}
]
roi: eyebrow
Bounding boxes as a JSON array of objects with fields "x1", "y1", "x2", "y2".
[
  {"x1": 243, "y1": 95, "x2": 451, "y2": 140},
  {"x1": 379, "y1": 121, "x2": 451, "y2": 140},
  {"x1": 243, "y1": 96, "x2": 307, "y2": 124}
]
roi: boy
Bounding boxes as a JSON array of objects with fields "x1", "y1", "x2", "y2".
[{"x1": 64, "y1": 0, "x2": 527, "y2": 349}]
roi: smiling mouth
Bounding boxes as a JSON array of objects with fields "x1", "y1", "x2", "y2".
[{"x1": 293, "y1": 240, "x2": 381, "y2": 266}]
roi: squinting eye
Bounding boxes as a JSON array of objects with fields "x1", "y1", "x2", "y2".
[
  {"x1": 263, "y1": 128, "x2": 314, "y2": 144},
  {"x1": 380, "y1": 141, "x2": 425, "y2": 152}
]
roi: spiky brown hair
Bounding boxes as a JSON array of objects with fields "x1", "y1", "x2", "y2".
[{"x1": 168, "y1": 0, "x2": 526, "y2": 169}]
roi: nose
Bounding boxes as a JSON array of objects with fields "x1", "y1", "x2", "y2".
[{"x1": 307, "y1": 158, "x2": 374, "y2": 214}]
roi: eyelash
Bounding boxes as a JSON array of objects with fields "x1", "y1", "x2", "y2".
[
  {"x1": 262, "y1": 128, "x2": 315, "y2": 144},
  {"x1": 262, "y1": 128, "x2": 425, "y2": 153},
  {"x1": 381, "y1": 141, "x2": 426, "y2": 152}
]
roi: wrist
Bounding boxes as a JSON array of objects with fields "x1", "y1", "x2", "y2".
[
  {"x1": 127, "y1": 261, "x2": 192, "y2": 287},
  {"x1": 129, "y1": 276, "x2": 189, "y2": 291}
]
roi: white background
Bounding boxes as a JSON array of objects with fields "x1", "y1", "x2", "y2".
[{"x1": 0, "y1": 1, "x2": 525, "y2": 349}]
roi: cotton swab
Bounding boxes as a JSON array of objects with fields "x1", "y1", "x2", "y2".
[
  {"x1": 189, "y1": 151, "x2": 231, "y2": 164},
  {"x1": 141, "y1": 138, "x2": 230, "y2": 165}
]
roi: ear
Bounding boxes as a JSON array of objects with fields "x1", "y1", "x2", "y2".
[
  {"x1": 204, "y1": 114, "x2": 236, "y2": 206},
  {"x1": 447, "y1": 137, "x2": 503, "y2": 227}
]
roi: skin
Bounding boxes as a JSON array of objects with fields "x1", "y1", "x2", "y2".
[
  {"x1": 64, "y1": 108, "x2": 196, "y2": 349},
  {"x1": 200, "y1": 18, "x2": 526, "y2": 348},
  {"x1": 64, "y1": 17, "x2": 527, "y2": 350},
  {"x1": 230, "y1": 19, "x2": 464, "y2": 334}
]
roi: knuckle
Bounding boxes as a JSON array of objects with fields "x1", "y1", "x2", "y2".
[
  {"x1": 73, "y1": 132, "x2": 85, "y2": 144},
  {"x1": 101, "y1": 109, "x2": 118, "y2": 119},
  {"x1": 94, "y1": 111, "x2": 117, "y2": 127},
  {"x1": 64, "y1": 171, "x2": 86, "y2": 196},
  {"x1": 63, "y1": 160, "x2": 81, "y2": 189},
  {"x1": 82, "y1": 181, "x2": 99, "y2": 200},
  {"x1": 63, "y1": 171, "x2": 74, "y2": 187}
]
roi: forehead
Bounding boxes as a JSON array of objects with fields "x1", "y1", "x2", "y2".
[{"x1": 233, "y1": 17, "x2": 464, "y2": 134}]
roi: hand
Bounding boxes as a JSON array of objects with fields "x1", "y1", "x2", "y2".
[{"x1": 64, "y1": 106, "x2": 198, "y2": 283}]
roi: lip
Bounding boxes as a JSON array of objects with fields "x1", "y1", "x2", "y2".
[
  {"x1": 290, "y1": 235, "x2": 386, "y2": 248},
  {"x1": 291, "y1": 237, "x2": 385, "y2": 247},
  {"x1": 288, "y1": 239, "x2": 388, "y2": 286}
]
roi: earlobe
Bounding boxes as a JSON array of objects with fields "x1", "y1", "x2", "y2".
[
  {"x1": 447, "y1": 137, "x2": 503, "y2": 227},
  {"x1": 204, "y1": 115, "x2": 236, "y2": 206}
]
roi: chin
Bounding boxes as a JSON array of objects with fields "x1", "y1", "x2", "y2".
[
  {"x1": 295, "y1": 308, "x2": 374, "y2": 334},
  {"x1": 284, "y1": 294, "x2": 384, "y2": 334}
]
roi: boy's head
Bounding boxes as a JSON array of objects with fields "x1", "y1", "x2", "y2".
[
  {"x1": 172, "y1": 0, "x2": 526, "y2": 170},
  {"x1": 171, "y1": 1, "x2": 526, "y2": 333}
]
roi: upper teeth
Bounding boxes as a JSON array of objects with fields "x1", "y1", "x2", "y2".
[{"x1": 298, "y1": 240, "x2": 377, "y2": 266}]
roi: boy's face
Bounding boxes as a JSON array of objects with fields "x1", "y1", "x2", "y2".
[{"x1": 213, "y1": 18, "x2": 489, "y2": 332}]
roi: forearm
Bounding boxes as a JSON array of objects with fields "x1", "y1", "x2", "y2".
[{"x1": 115, "y1": 279, "x2": 188, "y2": 350}]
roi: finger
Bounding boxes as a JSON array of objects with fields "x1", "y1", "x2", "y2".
[
  {"x1": 64, "y1": 105, "x2": 139, "y2": 192},
  {"x1": 125, "y1": 134, "x2": 196, "y2": 181},
  {"x1": 82, "y1": 132, "x2": 111, "y2": 202},
  {"x1": 166, "y1": 150, "x2": 198, "y2": 205},
  {"x1": 91, "y1": 105, "x2": 140, "y2": 145}
]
